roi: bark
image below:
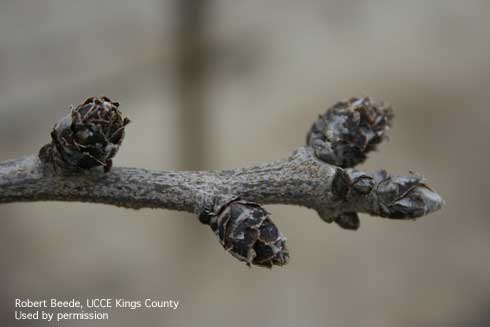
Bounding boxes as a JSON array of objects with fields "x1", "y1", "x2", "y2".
[{"x1": 0, "y1": 147, "x2": 442, "y2": 225}]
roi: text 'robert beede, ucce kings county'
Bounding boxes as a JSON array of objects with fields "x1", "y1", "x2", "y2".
[{"x1": 15, "y1": 298, "x2": 180, "y2": 310}]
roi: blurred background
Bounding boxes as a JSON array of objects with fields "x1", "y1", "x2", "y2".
[{"x1": 1, "y1": 0, "x2": 489, "y2": 326}]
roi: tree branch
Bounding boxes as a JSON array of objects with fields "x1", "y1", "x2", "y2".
[
  {"x1": 0, "y1": 96, "x2": 444, "y2": 268},
  {"x1": 0, "y1": 147, "x2": 443, "y2": 219}
]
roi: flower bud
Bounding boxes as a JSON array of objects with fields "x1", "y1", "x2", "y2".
[
  {"x1": 201, "y1": 198, "x2": 289, "y2": 268},
  {"x1": 307, "y1": 97, "x2": 393, "y2": 168},
  {"x1": 372, "y1": 170, "x2": 444, "y2": 219},
  {"x1": 39, "y1": 96, "x2": 130, "y2": 172}
]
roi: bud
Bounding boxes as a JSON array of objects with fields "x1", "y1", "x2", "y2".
[
  {"x1": 39, "y1": 96, "x2": 130, "y2": 172},
  {"x1": 334, "y1": 212, "x2": 360, "y2": 230},
  {"x1": 201, "y1": 198, "x2": 289, "y2": 268},
  {"x1": 307, "y1": 97, "x2": 393, "y2": 168},
  {"x1": 372, "y1": 170, "x2": 444, "y2": 219}
]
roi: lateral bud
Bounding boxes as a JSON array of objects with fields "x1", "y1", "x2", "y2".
[
  {"x1": 39, "y1": 96, "x2": 130, "y2": 172},
  {"x1": 307, "y1": 97, "x2": 393, "y2": 168},
  {"x1": 200, "y1": 198, "x2": 289, "y2": 268}
]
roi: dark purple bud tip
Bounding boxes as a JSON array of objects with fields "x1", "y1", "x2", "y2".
[
  {"x1": 39, "y1": 96, "x2": 130, "y2": 172},
  {"x1": 334, "y1": 212, "x2": 360, "y2": 230},
  {"x1": 373, "y1": 171, "x2": 444, "y2": 219},
  {"x1": 205, "y1": 198, "x2": 289, "y2": 268},
  {"x1": 307, "y1": 97, "x2": 393, "y2": 168}
]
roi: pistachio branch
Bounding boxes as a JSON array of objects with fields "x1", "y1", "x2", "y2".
[{"x1": 0, "y1": 96, "x2": 444, "y2": 268}]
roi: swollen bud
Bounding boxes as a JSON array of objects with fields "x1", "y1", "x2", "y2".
[
  {"x1": 307, "y1": 97, "x2": 393, "y2": 168},
  {"x1": 200, "y1": 198, "x2": 289, "y2": 268},
  {"x1": 39, "y1": 96, "x2": 130, "y2": 172},
  {"x1": 371, "y1": 170, "x2": 444, "y2": 219}
]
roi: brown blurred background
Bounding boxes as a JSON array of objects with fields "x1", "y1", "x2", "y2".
[{"x1": 1, "y1": 1, "x2": 489, "y2": 326}]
